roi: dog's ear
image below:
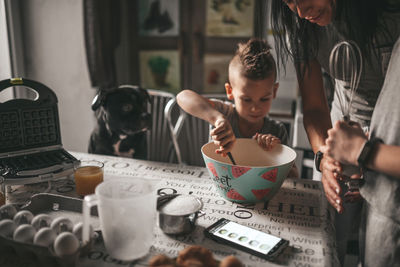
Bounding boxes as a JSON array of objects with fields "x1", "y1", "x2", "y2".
[
  {"x1": 138, "y1": 86, "x2": 151, "y2": 104},
  {"x1": 91, "y1": 90, "x2": 104, "y2": 111},
  {"x1": 92, "y1": 88, "x2": 119, "y2": 111}
]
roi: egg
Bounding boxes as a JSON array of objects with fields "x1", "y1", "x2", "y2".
[
  {"x1": 72, "y1": 221, "x2": 94, "y2": 241},
  {"x1": 0, "y1": 204, "x2": 17, "y2": 220},
  {"x1": 33, "y1": 227, "x2": 57, "y2": 247},
  {"x1": 54, "y1": 232, "x2": 80, "y2": 257},
  {"x1": 50, "y1": 217, "x2": 73, "y2": 234},
  {"x1": 13, "y1": 224, "x2": 36, "y2": 243},
  {"x1": 31, "y1": 213, "x2": 52, "y2": 230},
  {"x1": 13, "y1": 210, "x2": 34, "y2": 225},
  {"x1": 0, "y1": 219, "x2": 17, "y2": 238}
]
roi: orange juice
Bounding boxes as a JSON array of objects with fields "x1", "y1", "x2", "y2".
[{"x1": 74, "y1": 165, "x2": 104, "y2": 196}]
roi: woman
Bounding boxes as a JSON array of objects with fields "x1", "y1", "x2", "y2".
[{"x1": 270, "y1": 0, "x2": 400, "y2": 264}]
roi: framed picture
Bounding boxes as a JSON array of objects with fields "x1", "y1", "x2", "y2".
[
  {"x1": 203, "y1": 54, "x2": 231, "y2": 93},
  {"x1": 206, "y1": 0, "x2": 254, "y2": 37},
  {"x1": 138, "y1": 0, "x2": 180, "y2": 37},
  {"x1": 139, "y1": 50, "x2": 180, "y2": 94}
]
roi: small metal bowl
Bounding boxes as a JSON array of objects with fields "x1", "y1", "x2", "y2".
[{"x1": 157, "y1": 194, "x2": 204, "y2": 235}]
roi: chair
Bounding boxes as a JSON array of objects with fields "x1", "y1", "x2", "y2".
[
  {"x1": 164, "y1": 94, "x2": 228, "y2": 166},
  {"x1": 146, "y1": 89, "x2": 176, "y2": 163}
]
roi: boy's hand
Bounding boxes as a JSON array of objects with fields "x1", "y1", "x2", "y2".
[
  {"x1": 253, "y1": 133, "x2": 280, "y2": 151},
  {"x1": 211, "y1": 118, "x2": 236, "y2": 156}
]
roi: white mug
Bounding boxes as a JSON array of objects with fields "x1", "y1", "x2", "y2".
[{"x1": 82, "y1": 178, "x2": 156, "y2": 261}]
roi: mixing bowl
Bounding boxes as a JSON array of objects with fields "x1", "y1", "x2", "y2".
[{"x1": 201, "y1": 138, "x2": 296, "y2": 203}]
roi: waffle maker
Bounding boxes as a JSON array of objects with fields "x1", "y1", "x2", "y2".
[{"x1": 0, "y1": 78, "x2": 79, "y2": 186}]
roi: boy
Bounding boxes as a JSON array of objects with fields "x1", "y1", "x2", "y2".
[{"x1": 177, "y1": 38, "x2": 298, "y2": 177}]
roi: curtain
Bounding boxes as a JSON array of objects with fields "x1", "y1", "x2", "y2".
[{"x1": 83, "y1": 0, "x2": 120, "y2": 90}]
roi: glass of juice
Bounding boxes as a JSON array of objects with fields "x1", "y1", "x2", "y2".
[{"x1": 74, "y1": 160, "x2": 104, "y2": 197}]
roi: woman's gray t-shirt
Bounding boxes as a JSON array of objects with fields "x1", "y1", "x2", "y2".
[{"x1": 211, "y1": 99, "x2": 289, "y2": 145}]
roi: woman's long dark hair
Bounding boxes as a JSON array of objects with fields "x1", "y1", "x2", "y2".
[{"x1": 270, "y1": 0, "x2": 400, "y2": 79}]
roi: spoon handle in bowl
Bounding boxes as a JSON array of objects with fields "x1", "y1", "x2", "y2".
[{"x1": 227, "y1": 152, "x2": 236, "y2": 165}]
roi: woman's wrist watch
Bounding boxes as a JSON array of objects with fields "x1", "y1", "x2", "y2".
[
  {"x1": 314, "y1": 151, "x2": 324, "y2": 172},
  {"x1": 357, "y1": 137, "x2": 383, "y2": 169}
]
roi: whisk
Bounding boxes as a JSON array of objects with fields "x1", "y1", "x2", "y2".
[
  {"x1": 329, "y1": 41, "x2": 364, "y2": 184},
  {"x1": 329, "y1": 41, "x2": 363, "y2": 122}
]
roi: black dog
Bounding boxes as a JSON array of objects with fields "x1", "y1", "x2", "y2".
[{"x1": 88, "y1": 85, "x2": 151, "y2": 159}]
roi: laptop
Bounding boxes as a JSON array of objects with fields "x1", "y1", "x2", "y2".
[{"x1": 0, "y1": 78, "x2": 79, "y2": 186}]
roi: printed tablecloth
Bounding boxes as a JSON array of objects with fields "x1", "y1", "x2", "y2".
[{"x1": 1, "y1": 152, "x2": 339, "y2": 267}]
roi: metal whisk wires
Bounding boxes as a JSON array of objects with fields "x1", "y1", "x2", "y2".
[{"x1": 329, "y1": 41, "x2": 363, "y2": 122}]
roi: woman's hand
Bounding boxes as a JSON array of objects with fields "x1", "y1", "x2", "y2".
[
  {"x1": 210, "y1": 118, "x2": 236, "y2": 156},
  {"x1": 320, "y1": 120, "x2": 367, "y2": 166},
  {"x1": 320, "y1": 155, "x2": 344, "y2": 213},
  {"x1": 320, "y1": 121, "x2": 368, "y2": 212},
  {"x1": 253, "y1": 133, "x2": 281, "y2": 151}
]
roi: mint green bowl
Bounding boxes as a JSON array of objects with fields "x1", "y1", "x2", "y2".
[{"x1": 201, "y1": 138, "x2": 296, "y2": 203}]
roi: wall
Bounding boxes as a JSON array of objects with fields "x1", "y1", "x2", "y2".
[
  {"x1": 17, "y1": 0, "x2": 95, "y2": 152},
  {"x1": 10, "y1": 0, "x2": 298, "y2": 153}
]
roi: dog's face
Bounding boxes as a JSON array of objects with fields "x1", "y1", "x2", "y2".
[{"x1": 101, "y1": 86, "x2": 151, "y2": 135}]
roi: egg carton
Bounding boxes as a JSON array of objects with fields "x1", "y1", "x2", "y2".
[{"x1": 0, "y1": 193, "x2": 99, "y2": 267}]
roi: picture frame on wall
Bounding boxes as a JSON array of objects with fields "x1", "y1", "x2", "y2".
[
  {"x1": 203, "y1": 54, "x2": 232, "y2": 93},
  {"x1": 138, "y1": 0, "x2": 180, "y2": 37},
  {"x1": 139, "y1": 50, "x2": 180, "y2": 94},
  {"x1": 206, "y1": 0, "x2": 254, "y2": 37}
]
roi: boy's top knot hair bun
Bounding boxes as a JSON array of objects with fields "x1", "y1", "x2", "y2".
[{"x1": 235, "y1": 38, "x2": 276, "y2": 81}]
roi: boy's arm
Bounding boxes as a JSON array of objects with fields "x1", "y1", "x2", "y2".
[
  {"x1": 177, "y1": 90, "x2": 236, "y2": 154},
  {"x1": 176, "y1": 90, "x2": 223, "y2": 126}
]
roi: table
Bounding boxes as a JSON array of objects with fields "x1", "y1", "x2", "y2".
[{"x1": 2, "y1": 152, "x2": 339, "y2": 267}]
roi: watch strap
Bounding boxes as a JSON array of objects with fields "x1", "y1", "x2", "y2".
[
  {"x1": 314, "y1": 151, "x2": 323, "y2": 172},
  {"x1": 357, "y1": 137, "x2": 382, "y2": 169}
]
